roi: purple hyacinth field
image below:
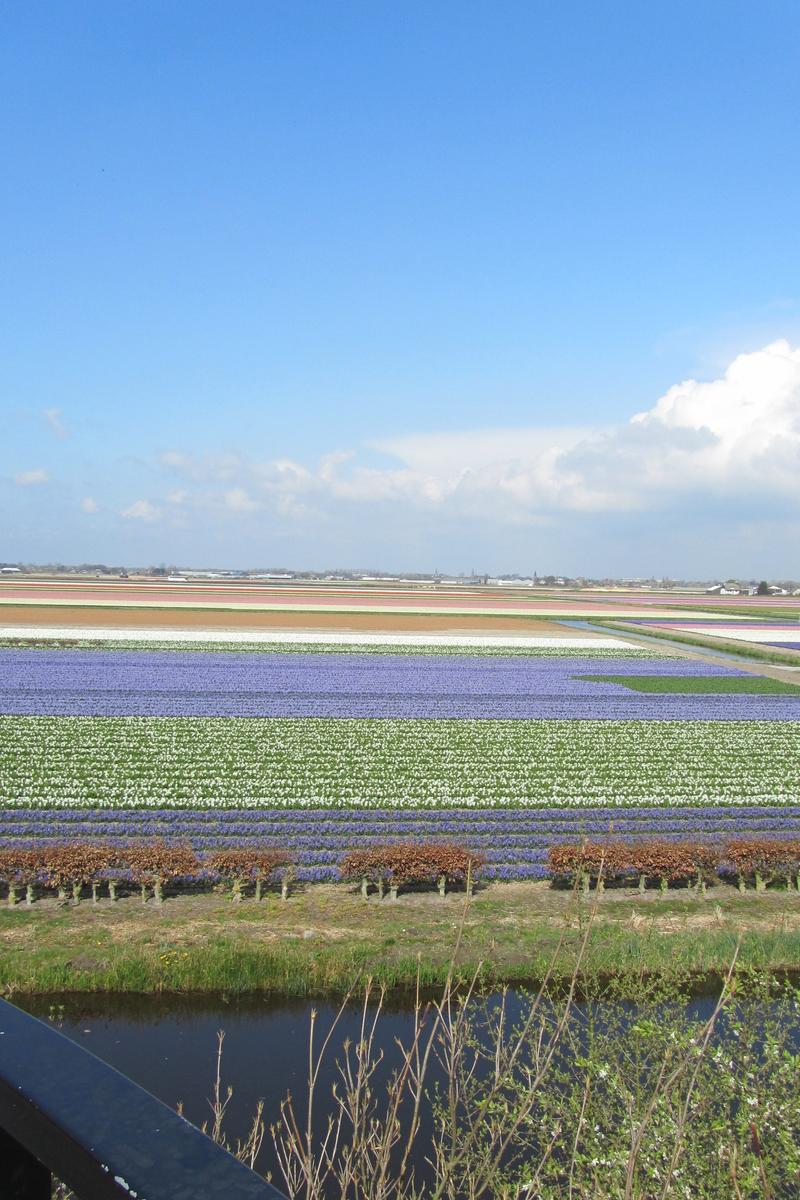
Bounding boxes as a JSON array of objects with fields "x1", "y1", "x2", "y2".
[{"x1": 2, "y1": 647, "x2": 799, "y2": 719}]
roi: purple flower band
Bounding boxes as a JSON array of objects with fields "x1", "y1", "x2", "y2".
[{"x1": 2, "y1": 648, "x2": 797, "y2": 720}]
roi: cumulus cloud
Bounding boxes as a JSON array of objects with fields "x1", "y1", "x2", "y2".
[
  {"x1": 80, "y1": 496, "x2": 98, "y2": 513},
  {"x1": 44, "y1": 408, "x2": 67, "y2": 439},
  {"x1": 154, "y1": 341, "x2": 800, "y2": 529},
  {"x1": 14, "y1": 468, "x2": 48, "y2": 485},
  {"x1": 364, "y1": 340, "x2": 800, "y2": 517},
  {"x1": 121, "y1": 498, "x2": 161, "y2": 522}
]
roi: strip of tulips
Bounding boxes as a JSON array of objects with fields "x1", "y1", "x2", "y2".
[
  {"x1": 5, "y1": 803, "x2": 800, "y2": 836},
  {"x1": 2, "y1": 716, "x2": 799, "y2": 807},
  {"x1": 0, "y1": 637, "x2": 658, "y2": 657}
]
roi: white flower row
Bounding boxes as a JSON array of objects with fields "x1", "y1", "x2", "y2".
[
  {"x1": 673, "y1": 625, "x2": 800, "y2": 645},
  {"x1": 1, "y1": 716, "x2": 796, "y2": 808},
  {"x1": 0, "y1": 625, "x2": 638, "y2": 650}
]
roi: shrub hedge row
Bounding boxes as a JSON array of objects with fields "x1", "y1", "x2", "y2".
[
  {"x1": 340, "y1": 842, "x2": 485, "y2": 898},
  {"x1": 2, "y1": 838, "x2": 796, "y2": 904},
  {"x1": 548, "y1": 838, "x2": 800, "y2": 893},
  {"x1": 0, "y1": 842, "x2": 294, "y2": 905},
  {"x1": 0, "y1": 840, "x2": 483, "y2": 904}
]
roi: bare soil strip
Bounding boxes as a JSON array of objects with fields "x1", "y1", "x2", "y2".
[{"x1": 0, "y1": 604, "x2": 592, "y2": 636}]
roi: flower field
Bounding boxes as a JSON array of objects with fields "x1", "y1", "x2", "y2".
[
  {"x1": 0, "y1": 628, "x2": 639, "y2": 650},
  {"x1": 3, "y1": 648, "x2": 800, "y2": 719},
  {"x1": 2, "y1": 714, "x2": 798, "y2": 806},
  {"x1": 626, "y1": 617, "x2": 800, "y2": 653},
  {"x1": 1, "y1": 640, "x2": 798, "y2": 881}
]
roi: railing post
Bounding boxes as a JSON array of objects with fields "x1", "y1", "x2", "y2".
[
  {"x1": 0, "y1": 997, "x2": 287, "y2": 1199},
  {"x1": 0, "y1": 1127, "x2": 51, "y2": 1199}
]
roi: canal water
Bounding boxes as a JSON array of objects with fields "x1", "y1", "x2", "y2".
[
  {"x1": 16, "y1": 990, "x2": 434, "y2": 1184},
  {"x1": 13, "y1": 987, "x2": 734, "y2": 1187}
]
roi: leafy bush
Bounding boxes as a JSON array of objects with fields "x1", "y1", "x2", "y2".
[
  {"x1": 0, "y1": 847, "x2": 46, "y2": 905},
  {"x1": 549, "y1": 837, "x2": 800, "y2": 893},
  {"x1": 0, "y1": 841, "x2": 299, "y2": 905},
  {"x1": 340, "y1": 842, "x2": 484, "y2": 897},
  {"x1": 125, "y1": 841, "x2": 199, "y2": 904},
  {"x1": 40, "y1": 844, "x2": 114, "y2": 904},
  {"x1": 205, "y1": 848, "x2": 294, "y2": 901},
  {"x1": 724, "y1": 838, "x2": 800, "y2": 891}
]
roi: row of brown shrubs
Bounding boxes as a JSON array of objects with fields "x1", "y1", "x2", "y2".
[
  {"x1": 0, "y1": 843, "x2": 294, "y2": 905},
  {"x1": 340, "y1": 842, "x2": 484, "y2": 897},
  {"x1": 0, "y1": 840, "x2": 484, "y2": 904},
  {"x1": 548, "y1": 838, "x2": 800, "y2": 893}
]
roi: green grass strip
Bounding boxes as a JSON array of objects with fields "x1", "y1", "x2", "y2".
[{"x1": 578, "y1": 674, "x2": 800, "y2": 694}]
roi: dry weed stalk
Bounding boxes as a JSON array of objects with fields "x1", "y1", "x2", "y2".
[{"x1": 267, "y1": 874, "x2": 611, "y2": 1199}]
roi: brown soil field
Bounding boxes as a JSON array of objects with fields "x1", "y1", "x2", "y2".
[{"x1": 0, "y1": 604, "x2": 587, "y2": 636}]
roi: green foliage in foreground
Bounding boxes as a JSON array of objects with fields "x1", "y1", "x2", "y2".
[
  {"x1": 580, "y1": 673, "x2": 800, "y2": 694},
  {"x1": 434, "y1": 978, "x2": 800, "y2": 1200}
]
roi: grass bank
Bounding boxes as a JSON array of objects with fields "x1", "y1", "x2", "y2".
[{"x1": 2, "y1": 881, "x2": 800, "y2": 998}]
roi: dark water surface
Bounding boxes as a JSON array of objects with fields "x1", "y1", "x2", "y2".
[
  {"x1": 9, "y1": 988, "x2": 746, "y2": 1186},
  {"x1": 16, "y1": 991, "x2": 432, "y2": 1183}
]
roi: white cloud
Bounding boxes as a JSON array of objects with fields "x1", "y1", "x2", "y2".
[
  {"x1": 80, "y1": 496, "x2": 98, "y2": 513},
  {"x1": 153, "y1": 341, "x2": 800, "y2": 529},
  {"x1": 223, "y1": 487, "x2": 259, "y2": 512},
  {"x1": 360, "y1": 339, "x2": 800, "y2": 516},
  {"x1": 160, "y1": 450, "x2": 190, "y2": 470},
  {"x1": 44, "y1": 408, "x2": 67, "y2": 439},
  {"x1": 14, "y1": 468, "x2": 49, "y2": 485},
  {"x1": 120, "y1": 499, "x2": 161, "y2": 522},
  {"x1": 160, "y1": 450, "x2": 243, "y2": 481}
]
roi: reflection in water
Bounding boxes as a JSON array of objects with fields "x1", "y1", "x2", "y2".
[
  {"x1": 18, "y1": 991, "x2": 427, "y2": 1180},
  {"x1": 14, "y1": 986, "x2": 799, "y2": 1191}
]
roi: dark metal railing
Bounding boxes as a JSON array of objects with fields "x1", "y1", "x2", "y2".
[{"x1": 0, "y1": 998, "x2": 286, "y2": 1199}]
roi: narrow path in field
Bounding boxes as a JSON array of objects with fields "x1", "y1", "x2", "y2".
[{"x1": 563, "y1": 620, "x2": 800, "y2": 685}]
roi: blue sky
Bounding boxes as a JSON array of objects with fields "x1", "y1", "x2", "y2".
[{"x1": 3, "y1": 1, "x2": 800, "y2": 575}]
